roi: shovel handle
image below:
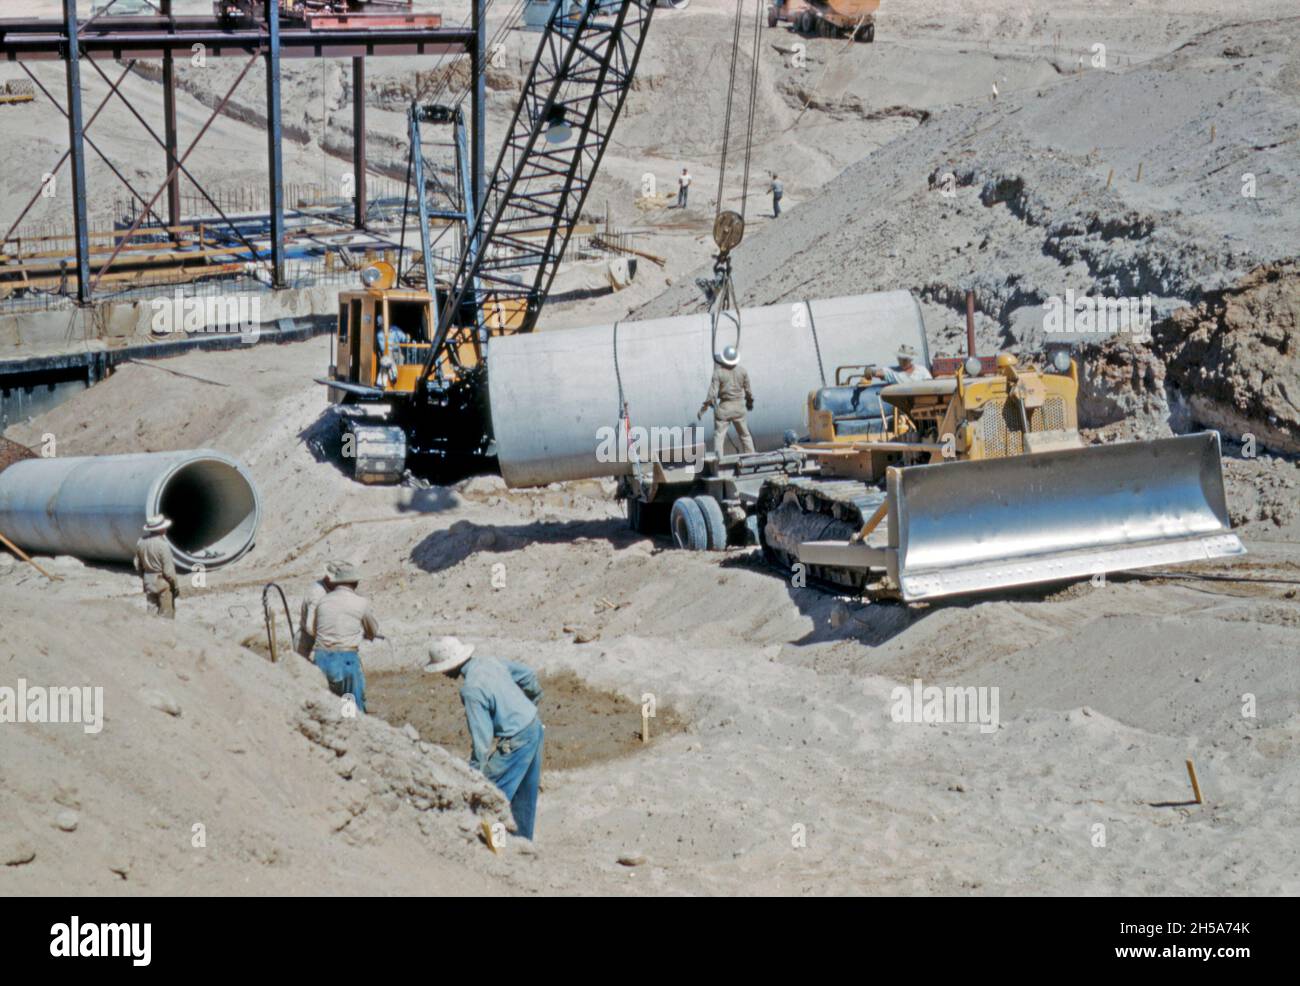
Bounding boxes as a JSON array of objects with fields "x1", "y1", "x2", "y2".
[{"x1": 0, "y1": 529, "x2": 61, "y2": 581}]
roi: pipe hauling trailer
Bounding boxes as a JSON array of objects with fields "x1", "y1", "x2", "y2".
[{"x1": 489, "y1": 299, "x2": 1244, "y2": 603}]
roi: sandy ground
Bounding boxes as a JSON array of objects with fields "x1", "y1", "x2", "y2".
[
  {"x1": 2, "y1": 0, "x2": 1299, "y2": 896},
  {"x1": 2, "y1": 335, "x2": 1298, "y2": 896}
]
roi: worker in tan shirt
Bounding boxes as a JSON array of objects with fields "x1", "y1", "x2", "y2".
[
  {"x1": 310, "y1": 560, "x2": 379, "y2": 712},
  {"x1": 296, "y1": 559, "x2": 341, "y2": 657},
  {"x1": 133, "y1": 514, "x2": 179, "y2": 619},
  {"x1": 698, "y1": 345, "x2": 755, "y2": 458}
]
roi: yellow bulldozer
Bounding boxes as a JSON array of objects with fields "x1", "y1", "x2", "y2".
[{"x1": 756, "y1": 353, "x2": 1244, "y2": 601}]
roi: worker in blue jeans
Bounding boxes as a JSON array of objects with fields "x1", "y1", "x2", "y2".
[
  {"x1": 427, "y1": 636, "x2": 544, "y2": 840},
  {"x1": 310, "y1": 561, "x2": 378, "y2": 713}
]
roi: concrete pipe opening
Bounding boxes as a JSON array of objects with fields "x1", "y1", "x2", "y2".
[
  {"x1": 0, "y1": 448, "x2": 261, "y2": 571},
  {"x1": 155, "y1": 457, "x2": 260, "y2": 569}
]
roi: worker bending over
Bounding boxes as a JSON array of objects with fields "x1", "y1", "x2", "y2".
[
  {"x1": 133, "y1": 513, "x2": 179, "y2": 619},
  {"x1": 427, "y1": 637, "x2": 544, "y2": 841},
  {"x1": 698, "y1": 345, "x2": 755, "y2": 458},
  {"x1": 873, "y1": 344, "x2": 932, "y2": 384},
  {"x1": 296, "y1": 560, "x2": 340, "y2": 657},
  {"x1": 310, "y1": 561, "x2": 378, "y2": 713}
]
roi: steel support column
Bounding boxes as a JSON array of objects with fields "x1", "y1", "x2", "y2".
[
  {"x1": 471, "y1": 0, "x2": 486, "y2": 209},
  {"x1": 265, "y1": 0, "x2": 285, "y2": 287},
  {"x1": 161, "y1": 0, "x2": 180, "y2": 228},
  {"x1": 353, "y1": 55, "x2": 366, "y2": 228},
  {"x1": 62, "y1": 0, "x2": 91, "y2": 304}
]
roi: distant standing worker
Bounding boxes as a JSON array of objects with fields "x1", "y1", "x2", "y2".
[
  {"x1": 677, "y1": 167, "x2": 692, "y2": 208},
  {"x1": 426, "y1": 637, "x2": 544, "y2": 841},
  {"x1": 296, "y1": 560, "x2": 340, "y2": 658},
  {"x1": 310, "y1": 561, "x2": 378, "y2": 713},
  {"x1": 769, "y1": 173, "x2": 784, "y2": 218},
  {"x1": 133, "y1": 514, "x2": 179, "y2": 619},
  {"x1": 872, "y1": 344, "x2": 933, "y2": 384},
  {"x1": 698, "y1": 345, "x2": 755, "y2": 458}
]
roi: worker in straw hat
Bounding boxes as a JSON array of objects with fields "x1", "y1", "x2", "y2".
[
  {"x1": 133, "y1": 513, "x2": 179, "y2": 619},
  {"x1": 426, "y1": 637, "x2": 544, "y2": 841},
  {"x1": 296, "y1": 560, "x2": 341, "y2": 658},
  {"x1": 698, "y1": 345, "x2": 755, "y2": 459},
  {"x1": 872, "y1": 343, "x2": 932, "y2": 385},
  {"x1": 310, "y1": 560, "x2": 379, "y2": 713}
]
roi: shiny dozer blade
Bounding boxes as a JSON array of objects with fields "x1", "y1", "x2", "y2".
[{"x1": 890, "y1": 431, "x2": 1244, "y2": 601}]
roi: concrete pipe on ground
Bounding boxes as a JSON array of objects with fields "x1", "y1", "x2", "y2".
[
  {"x1": 0, "y1": 449, "x2": 261, "y2": 570},
  {"x1": 488, "y1": 291, "x2": 928, "y2": 488}
]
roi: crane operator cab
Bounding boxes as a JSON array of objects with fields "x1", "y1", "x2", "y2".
[{"x1": 331, "y1": 261, "x2": 435, "y2": 401}]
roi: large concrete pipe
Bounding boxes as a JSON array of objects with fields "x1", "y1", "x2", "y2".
[
  {"x1": 489, "y1": 291, "x2": 928, "y2": 487},
  {"x1": 0, "y1": 449, "x2": 261, "y2": 570}
]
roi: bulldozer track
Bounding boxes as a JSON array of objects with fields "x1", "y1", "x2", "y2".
[{"x1": 755, "y1": 474, "x2": 889, "y2": 594}]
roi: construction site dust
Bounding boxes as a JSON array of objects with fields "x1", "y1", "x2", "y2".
[{"x1": 0, "y1": 0, "x2": 1297, "y2": 901}]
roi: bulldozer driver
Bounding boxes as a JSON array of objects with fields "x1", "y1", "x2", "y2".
[
  {"x1": 698, "y1": 345, "x2": 755, "y2": 458},
  {"x1": 872, "y1": 343, "x2": 933, "y2": 384}
]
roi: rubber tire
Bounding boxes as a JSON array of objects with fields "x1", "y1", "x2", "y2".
[
  {"x1": 693, "y1": 495, "x2": 728, "y2": 551},
  {"x1": 861, "y1": 23, "x2": 875, "y2": 42},
  {"x1": 768, "y1": 8, "x2": 778, "y2": 28},
  {"x1": 670, "y1": 496, "x2": 709, "y2": 551},
  {"x1": 797, "y1": 11, "x2": 812, "y2": 34}
]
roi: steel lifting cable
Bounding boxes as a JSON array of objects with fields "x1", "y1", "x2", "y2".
[
  {"x1": 612, "y1": 319, "x2": 626, "y2": 422},
  {"x1": 803, "y1": 298, "x2": 827, "y2": 387},
  {"x1": 612, "y1": 319, "x2": 644, "y2": 476},
  {"x1": 738, "y1": 0, "x2": 763, "y2": 223},
  {"x1": 714, "y1": 0, "x2": 746, "y2": 225},
  {"x1": 709, "y1": 0, "x2": 765, "y2": 356}
]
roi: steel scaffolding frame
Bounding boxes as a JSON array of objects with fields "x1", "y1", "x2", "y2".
[{"x1": 0, "y1": 0, "x2": 481, "y2": 304}]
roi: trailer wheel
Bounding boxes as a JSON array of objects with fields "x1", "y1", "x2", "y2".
[
  {"x1": 670, "y1": 496, "x2": 709, "y2": 551},
  {"x1": 796, "y1": 10, "x2": 811, "y2": 34},
  {"x1": 693, "y1": 495, "x2": 728, "y2": 551},
  {"x1": 767, "y1": 7, "x2": 778, "y2": 28}
]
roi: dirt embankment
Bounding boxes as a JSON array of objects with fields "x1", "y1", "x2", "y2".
[{"x1": 1154, "y1": 261, "x2": 1300, "y2": 455}]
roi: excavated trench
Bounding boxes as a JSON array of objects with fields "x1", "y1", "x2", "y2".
[{"x1": 368, "y1": 668, "x2": 688, "y2": 771}]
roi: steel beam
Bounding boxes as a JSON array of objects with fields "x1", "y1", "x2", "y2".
[
  {"x1": 62, "y1": 0, "x2": 91, "y2": 304},
  {"x1": 161, "y1": 0, "x2": 180, "y2": 228},
  {"x1": 0, "y1": 19, "x2": 475, "y2": 61},
  {"x1": 265, "y1": 0, "x2": 285, "y2": 287},
  {"x1": 471, "y1": 0, "x2": 486, "y2": 210},
  {"x1": 353, "y1": 55, "x2": 366, "y2": 228}
]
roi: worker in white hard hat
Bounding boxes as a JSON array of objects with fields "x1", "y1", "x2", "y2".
[
  {"x1": 133, "y1": 514, "x2": 179, "y2": 619},
  {"x1": 427, "y1": 636, "x2": 544, "y2": 841},
  {"x1": 873, "y1": 344, "x2": 933, "y2": 385},
  {"x1": 296, "y1": 560, "x2": 342, "y2": 658},
  {"x1": 698, "y1": 345, "x2": 755, "y2": 459},
  {"x1": 310, "y1": 561, "x2": 378, "y2": 713}
]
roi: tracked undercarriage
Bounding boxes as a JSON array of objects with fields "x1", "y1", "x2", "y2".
[{"x1": 756, "y1": 476, "x2": 892, "y2": 594}]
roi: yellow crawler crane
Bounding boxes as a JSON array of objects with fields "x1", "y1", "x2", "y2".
[{"x1": 756, "y1": 355, "x2": 1244, "y2": 601}]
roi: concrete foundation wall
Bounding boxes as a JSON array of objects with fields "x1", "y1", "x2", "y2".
[{"x1": 0, "y1": 285, "x2": 339, "y2": 359}]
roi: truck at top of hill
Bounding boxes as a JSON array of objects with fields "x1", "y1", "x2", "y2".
[{"x1": 769, "y1": 0, "x2": 878, "y2": 42}]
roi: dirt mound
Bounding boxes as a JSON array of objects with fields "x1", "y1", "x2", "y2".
[
  {"x1": 0, "y1": 589, "x2": 514, "y2": 895},
  {"x1": 0, "y1": 435, "x2": 35, "y2": 473},
  {"x1": 1155, "y1": 262, "x2": 1300, "y2": 455}
]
